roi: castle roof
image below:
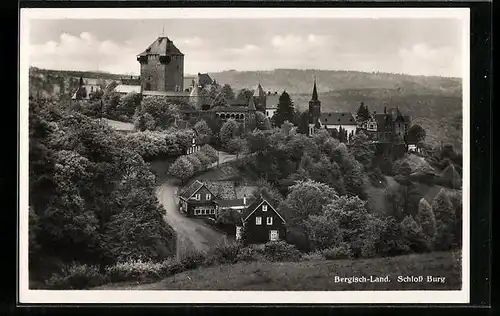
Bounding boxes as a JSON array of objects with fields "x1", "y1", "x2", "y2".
[
  {"x1": 253, "y1": 83, "x2": 265, "y2": 97},
  {"x1": 138, "y1": 37, "x2": 184, "y2": 56},
  {"x1": 311, "y1": 79, "x2": 319, "y2": 102},
  {"x1": 319, "y1": 112, "x2": 357, "y2": 126},
  {"x1": 198, "y1": 73, "x2": 214, "y2": 87}
]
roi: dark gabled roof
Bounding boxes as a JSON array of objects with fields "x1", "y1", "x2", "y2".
[
  {"x1": 228, "y1": 99, "x2": 250, "y2": 107},
  {"x1": 138, "y1": 37, "x2": 184, "y2": 56},
  {"x1": 253, "y1": 83, "x2": 265, "y2": 97},
  {"x1": 198, "y1": 73, "x2": 213, "y2": 87},
  {"x1": 204, "y1": 180, "x2": 237, "y2": 200},
  {"x1": 265, "y1": 94, "x2": 279, "y2": 109},
  {"x1": 319, "y1": 112, "x2": 357, "y2": 126},
  {"x1": 179, "y1": 180, "x2": 204, "y2": 199},
  {"x1": 241, "y1": 196, "x2": 284, "y2": 223}
]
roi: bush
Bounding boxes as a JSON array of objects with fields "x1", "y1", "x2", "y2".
[
  {"x1": 368, "y1": 167, "x2": 386, "y2": 187},
  {"x1": 45, "y1": 262, "x2": 105, "y2": 289},
  {"x1": 400, "y1": 215, "x2": 432, "y2": 253},
  {"x1": 159, "y1": 257, "x2": 185, "y2": 276},
  {"x1": 302, "y1": 251, "x2": 325, "y2": 261},
  {"x1": 321, "y1": 244, "x2": 353, "y2": 260},
  {"x1": 211, "y1": 242, "x2": 242, "y2": 264},
  {"x1": 236, "y1": 246, "x2": 262, "y2": 262},
  {"x1": 105, "y1": 259, "x2": 164, "y2": 283},
  {"x1": 262, "y1": 240, "x2": 302, "y2": 262},
  {"x1": 373, "y1": 217, "x2": 411, "y2": 257},
  {"x1": 180, "y1": 250, "x2": 208, "y2": 269}
]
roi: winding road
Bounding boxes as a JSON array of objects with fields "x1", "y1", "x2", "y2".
[{"x1": 156, "y1": 151, "x2": 239, "y2": 258}]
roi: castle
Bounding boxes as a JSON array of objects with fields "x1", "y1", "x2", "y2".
[
  {"x1": 132, "y1": 37, "x2": 279, "y2": 132},
  {"x1": 306, "y1": 79, "x2": 411, "y2": 150}
]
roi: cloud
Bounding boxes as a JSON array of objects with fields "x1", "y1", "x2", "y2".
[
  {"x1": 30, "y1": 32, "x2": 140, "y2": 74},
  {"x1": 398, "y1": 43, "x2": 461, "y2": 77}
]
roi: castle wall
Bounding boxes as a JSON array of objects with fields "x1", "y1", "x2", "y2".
[{"x1": 140, "y1": 54, "x2": 184, "y2": 92}]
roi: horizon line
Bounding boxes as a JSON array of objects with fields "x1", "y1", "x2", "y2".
[{"x1": 29, "y1": 65, "x2": 462, "y2": 80}]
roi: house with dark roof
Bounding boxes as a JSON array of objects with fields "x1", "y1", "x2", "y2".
[
  {"x1": 178, "y1": 180, "x2": 238, "y2": 218},
  {"x1": 236, "y1": 195, "x2": 286, "y2": 243}
]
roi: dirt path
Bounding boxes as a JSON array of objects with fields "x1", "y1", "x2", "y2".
[{"x1": 156, "y1": 184, "x2": 228, "y2": 258}]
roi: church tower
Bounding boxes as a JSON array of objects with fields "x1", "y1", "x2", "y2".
[
  {"x1": 308, "y1": 79, "x2": 321, "y2": 136},
  {"x1": 252, "y1": 83, "x2": 267, "y2": 112},
  {"x1": 137, "y1": 37, "x2": 184, "y2": 93}
]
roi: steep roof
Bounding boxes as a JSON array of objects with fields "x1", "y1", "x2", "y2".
[
  {"x1": 265, "y1": 94, "x2": 279, "y2": 109},
  {"x1": 241, "y1": 196, "x2": 284, "y2": 222},
  {"x1": 204, "y1": 180, "x2": 237, "y2": 200},
  {"x1": 198, "y1": 73, "x2": 213, "y2": 87},
  {"x1": 138, "y1": 37, "x2": 184, "y2": 56},
  {"x1": 311, "y1": 79, "x2": 319, "y2": 102},
  {"x1": 179, "y1": 180, "x2": 204, "y2": 199},
  {"x1": 319, "y1": 112, "x2": 357, "y2": 126},
  {"x1": 253, "y1": 83, "x2": 265, "y2": 97}
]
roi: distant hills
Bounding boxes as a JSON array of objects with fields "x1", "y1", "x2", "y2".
[{"x1": 29, "y1": 67, "x2": 463, "y2": 150}]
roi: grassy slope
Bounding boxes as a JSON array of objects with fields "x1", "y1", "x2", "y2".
[{"x1": 96, "y1": 251, "x2": 462, "y2": 291}]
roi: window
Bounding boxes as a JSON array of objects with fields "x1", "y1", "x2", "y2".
[
  {"x1": 195, "y1": 194, "x2": 201, "y2": 201},
  {"x1": 211, "y1": 209, "x2": 215, "y2": 215},
  {"x1": 266, "y1": 111, "x2": 269, "y2": 117},
  {"x1": 255, "y1": 217, "x2": 262, "y2": 225},
  {"x1": 262, "y1": 205, "x2": 268, "y2": 212},
  {"x1": 206, "y1": 194, "x2": 211, "y2": 200},
  {"x1": 266, "y1": 217, "x2": 273, "y2": 225},
  {"x1": 195, "y1": 209, "x2": 201, "y2": 215}
]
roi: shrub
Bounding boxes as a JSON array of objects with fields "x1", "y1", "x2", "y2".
[
  {"x1": 400, "y1": 215, "x2": 432, "y2": 253},
  {"x1": 236, "y1": 246, "x2": 262, "y2": 262},
  {"x1": 416, "y1": 198, "x2": 437, "y2": 241},
  {"x1": 302, "y1": 251, "x2": 325, "y2": 261},
  {"x1": 186, "y1": 154, "x2": 203, "y2": 173},
  {"x1": 159, "y1": 257, "x2": 185, "y2": 276},
  {"x1": 180, "y1": 250, "x2": 208, "y2": 269},
  {"x1": 45, "y1": 262, "x2": 105, "y2": 289},
  {"x1": 105, "y1": 259, "x2": 163, "y2": 283},
  {"x1": 194, "y1": 151, "x2": 212, "y2": 169},
  {"x1": 322, "y1": 243, "x2": 353, "y2": 260},
  {"x1": 262, "y1": 240, "x2": 302, "y2": 262},
  {"x1": 432, "y1": 189, "x2": 457, "y2": 250},
  {"x1": 211, "y1": 242, "x2": 242, "y2": 264},
  {"x1": 373, "y1": 216, "x2": 411, "y2": 257},
  {"x1": 368, "y1": 167, "x2": 386, "y2": 187},
  {"x1": 201, "y1": 144, "x2": 218, "y2": 162}
]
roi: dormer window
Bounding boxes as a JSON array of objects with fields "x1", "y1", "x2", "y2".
[
  {"x1": 195, "y1": 194, "x2": 201, "y2": 201},
  {"x1": 262, "y1": 205, "x2": 268, "y2": 212}
]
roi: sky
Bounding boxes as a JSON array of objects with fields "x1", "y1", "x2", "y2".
[{"x1": 28, "y1": 18, "x2": 464, "y2": 77}]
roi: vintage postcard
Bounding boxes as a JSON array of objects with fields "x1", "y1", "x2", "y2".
[{"x1": 19, "y1": 7, "x2": 470, "y2": 304}]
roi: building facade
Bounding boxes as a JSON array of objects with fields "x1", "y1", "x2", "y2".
[{"x1": 137, "y1": 37, "x2": 185, "y2": 93}]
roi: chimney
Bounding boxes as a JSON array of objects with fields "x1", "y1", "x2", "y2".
[{"x1": 243, "y1": 194, "x2": 247, "y2": 205}]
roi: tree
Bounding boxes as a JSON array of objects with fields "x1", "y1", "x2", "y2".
[
  {"x1": 400, "y1": 215, "x2": 431, "y2": 253},
  {"x1": 193, "y1": 119, "x2": 213, "y2": 144},
  {"x1": 133, "y1": 96, "x2": 180, "y2": 131},
  {"x1": 431, "y1": 189, "x2": 457, "y2": 250},
  {"x1": 168, "y1": 156, "x2": 194, "y2": 183},
  {"x1": 272, "y1": 90, "x2": 295, "y2": 127},
  {"x1": 255, "y1": 111, "x2": 271, "y2": 130},
  {"x1": 407, "y1": 124, "x2": 426, "y2": 143},
  {"x1": 356, "y1": 102, "x2": 370, "y2": 122},
  {"x1": 119, "y1": 91, "x2": 142, "y2": 119},
  {"x1": 201, "y1": 144, "x2": 218, "y2": 162},
  {"x1": 349, "y1": 131, "x2": 375, "y2": 169},
  {"x1": 186, "y1": 154, "x2": 203, "y2": 173},
  {"x1": 226, "y1": 137, "x2": 247, "y2": 158},
  {"x1": 220, "y1": 84, "x2": 235, "y2": 101},
  {"x1": 236, "y1": 88, "x2": 254, "y2": 103},
  {"x1": 416, "y1": 198, "x2": 437, "y2": 242},
  {"x1": 280, "y1": 180, "x2": 338, "y2": 225},
  {"x1": 219, "y1": 119, "x2": 240, "y2": 146}
]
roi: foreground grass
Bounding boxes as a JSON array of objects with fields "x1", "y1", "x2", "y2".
[{"x1": 95, "y1": 251, "x2": 461, "y2": 291}]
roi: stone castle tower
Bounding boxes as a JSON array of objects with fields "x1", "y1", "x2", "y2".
[
  {"x1": 137, "y1": 37, "x2": 184, "y2": 93},
  {"x1": 308, "y1": 79, "x2": 321, "y2": 135}
]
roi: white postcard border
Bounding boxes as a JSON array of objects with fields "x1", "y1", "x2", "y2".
[{"x1": 19, "y1": 7, "x2": 471, "y2": 304}]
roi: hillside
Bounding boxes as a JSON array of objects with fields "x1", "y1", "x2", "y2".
[
  {"x1": 95, "y1": 251, "x2": 461, "y2": 291},
  {"x1": 29, "y1": 67, "x2": 463, "y2": 149},
  {"x1": 209, "y1": 69, "x2": 462, "y2": 96}
]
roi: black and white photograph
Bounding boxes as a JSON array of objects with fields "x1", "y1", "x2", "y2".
[{"x1": 19, "y1": 8, "x2": 470, "y2": 304}]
